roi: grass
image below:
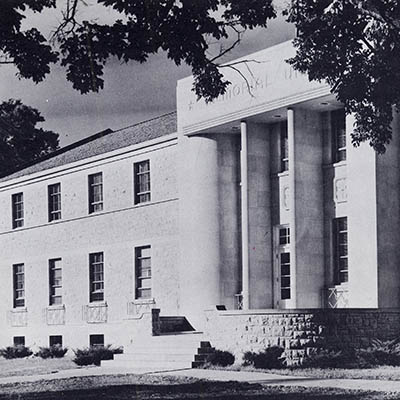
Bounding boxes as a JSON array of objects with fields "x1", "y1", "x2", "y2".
[
  {"x1": 0, "y1": 356, "x2": 79, "y2": 378},
  {"x1": 204, "y1": 364, "x2": 400, "y2": 381},
  {"x1": 0, "y1": 374, "x2": 398, "y2": 400}
]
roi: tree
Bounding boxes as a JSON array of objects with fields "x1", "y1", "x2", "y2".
[
  {"x1": 1, "y1": 0, "x2": 400, "y2": 152},
  {"x1": 286, "y1": 0, "x2": 400, "y2": 153},
  {"x1": 0, "y1": 99, "x2": 59, "y2": 177}
]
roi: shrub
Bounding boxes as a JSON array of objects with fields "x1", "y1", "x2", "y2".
[
  {"x1": 302, "y1": 349, "x2": 357, "y2": 369},
  {"x1": 243, "y1": 346, "x2": 285, "y2": 369},
  {"x1": 0, "y1": 345, "x2": 33, "y2": 359},
  {"x1": 73, "y1": 345, "x2": 123, "y2": 366},
  {"x1": 302, "y1": 339, "x2": 400, "y2": 369},
  {"x1": 208, "y1": 350, "x2": 235, "y2": 367},
  {"x1": 36, "y1": 345, "x2": 68, "y2": 359}
]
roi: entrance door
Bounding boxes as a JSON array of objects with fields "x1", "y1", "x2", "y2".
[{"x1": 274, "y1": 225, "x2": 291, "y2": 309}]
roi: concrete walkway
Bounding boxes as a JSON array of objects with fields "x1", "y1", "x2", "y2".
[{"x1": 1, "y1": 366, "x2": 400, "y2": 393}]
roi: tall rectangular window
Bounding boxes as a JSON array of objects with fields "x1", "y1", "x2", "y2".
[
  {"x1": 280, "y1": 252, "x2": 291, "y2": 300},
  {"x1": 332, "y1": 109, "x2": 346, "y2": 162},
  {"x1": 135, "y1": 246, "x2": 151, "y2": 299},
  {"x1": 334, "y1": 217, "x2": 348, "y2": 284},
  {"x1": 49, "y1": 259, "x2": 62, "y2": 305},
  {"x1": 280, "y1": 122, "x2": 288, "y2": 172},
  {"x1": 13, "y1": 264, "x2": 25, "y2": 308},
  {"x1": 88, "y1": 173, "x2": 103, "y2": 213},
  {"x1": 48, "y1": 183, "x2": 61, "y2": 221},
  {"x1": 12, "y1": 193, "x2": 24, "y2": 228},
  {"x1": 134, "y1": 160, "x2": 151, "y2": 204},
  {"x1": 89, "y1": 252, "x2": 104, "y2": 302}
]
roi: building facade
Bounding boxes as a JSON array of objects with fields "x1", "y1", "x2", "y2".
[{"x1": 1, "y1": 40, "x2": 400, "y2": 350}]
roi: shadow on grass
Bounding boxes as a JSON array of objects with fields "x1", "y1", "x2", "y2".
[{"x1": 0, "y1": 380, "x2": 391, "y2": 400}]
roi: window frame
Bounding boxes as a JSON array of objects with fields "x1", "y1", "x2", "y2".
[
  {"x1": 333, "y1": 217, "x2": 348, "y2": 284},
  {"x1": 49, "y1": 335, "x2": 62, "y2": 347},
  {"x1": 12, "y1": 192, "x2": 24, "y2": 229},
  {"x1": 13, "y1": 336, "x2": 25, "y2": 346},
  {"x1": 13, "y1": 263, "x2": 25, "y2": 308},
  {"x1": 89, "y1": 252, "x2": 104, "y2": 302},
  {"x1": 88, "y1": 172, "x2": 103, "y2": 214},
  {"x1": 48, "y1": 183, "x2": 62, "y2": 222},
  {"x1": 49, "y1": 258, "x2": 62, "y2": 306},
  {"x1": 134, "y1": 160, "x2": 151, "y2": 204},
  {"x1": 135, "y1": 246, "x2": 151, "y2": 300},
  {"x1": 89, "y1": 334, "x2": 104, "y2": 348},
  {"x1": 332, "y1": 109, "x2": 346, "y2": 163},
  {"x1": 280, "y1": 121, "x2": 289, "y2": 172}
]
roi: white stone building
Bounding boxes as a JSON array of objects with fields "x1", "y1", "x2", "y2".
[{"x1": 1, "y1": 40, "x2": 400, "y2": 354}]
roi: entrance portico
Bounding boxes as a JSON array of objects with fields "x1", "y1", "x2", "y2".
[{"x1": 176, "y1": 40, "x2": 400, "y2": 326}]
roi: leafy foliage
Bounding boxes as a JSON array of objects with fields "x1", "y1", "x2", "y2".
[
  {"x1": 208, "y1": 350, "x2": 235, "y2": 367},
  {"x1": 2, "y1": 1, "x2": 400, "y2": 151},
  {"x1": 286, "y1": 0, "x2": 400, "y2": 153},
  {"x1": 0, "y1": 99, "x2": 59, "y2": 177},
  {"x1": 0, "y1": 345, "x2": 33, "y2": 359},
  {"x1": 302, "y1": 339, "x2": 400, "y2": 369},
  {"x1": 36, "y1": 344, "x2": 68, "y2": 359},
  {"x1": 243, "y1": 346, "x2": 285, "y2": 369},
  {"x1": 72, "y1": 344, "x2": 123, "y2": 366}
]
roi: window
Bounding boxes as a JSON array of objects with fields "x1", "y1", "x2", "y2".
[
  {"x1": 49, "y1": 335, "x2": 62, "y2": 347},
  {"x1": 88, "y1": 173, "x2": 103, "y2": 213},
  {"x1": 48, "y1": 183, "x2": 61, "y2": 221},
  {"x1": 13, "y1": 336, "x2": 25, "y2": 346},
  {"x1": 89, "y1": 252, "x2": 104, "y2": 302},
  {"x1": 89, "y1": 334, "x2": 104, "y2": 348},
  {"x1": 13, "y1": 264, "x2": 25, "y2": 308},
  {"x1": 280, "y1": 122, "x2": 288, "y2": 172},
  {"x1": 280, "y1": 252, "x2": 291, "y2": 300},
  {"x1": 135, "y1": 246, "x2": 151, "y2": 299},
  {"x1": 334, "y1": 217, "x2": 348, "y2": 284},
  {"x1": 49, "y1": 259, "x2": 62, "y2": 305},
  {"x1": 332, "y1": 109, "x2": 346, "y2": 162},
  {"x1": 279, "y1": 227, "x2": 290, "y2": 245},
  {"x1": 12, "y1": 193, "x2": 24, "y2": 228},
  {"x1": 134, "y1": 160, "x2": 151, "y2": 204}
]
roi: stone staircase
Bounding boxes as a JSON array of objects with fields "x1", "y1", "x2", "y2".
[{"x1": 102, "y1": 316, "x2": 215, "y2": 371}]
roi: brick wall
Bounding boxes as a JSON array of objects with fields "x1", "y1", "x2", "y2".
[{"x1": 204, "y1": 308, "x2": 400, "y2": 365}]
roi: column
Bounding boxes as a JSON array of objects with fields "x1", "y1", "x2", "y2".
[{"x1": 178, "y1": 134, "x2": 221, "y2": 328}]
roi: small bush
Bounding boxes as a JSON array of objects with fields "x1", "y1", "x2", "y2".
[
  {"x1": 36, "y1": 344, "x2": 68, "y2": 359},
  {"x1": 73, "y1": 345, "x2": 123, "y2": 366},
  {"x1": 243, "y1": 346, "x2": 285, "y2": 369},
  {"x1": 302, "y1": 339, "x2": 400, "y2": 369},
  {"x1": 0, "y1": 345, "x2": 33, "y2": 359},
  {"x1": 302, "y1": 349, "x2": 357, "y2": 369},
  {"x1": 208, "y1": 350, "x2": 235, "y2": 367}
]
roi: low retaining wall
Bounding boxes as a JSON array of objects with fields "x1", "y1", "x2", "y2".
[{"x1": 204, "y1": 308, "x2": 400, "y2": 365}]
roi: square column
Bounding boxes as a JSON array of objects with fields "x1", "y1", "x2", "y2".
[
  {"x1": 289, "y1": 108, "x2": 325, "y2": 308},
  {"x1": 246, "y1": 123, "x2": 273, "y2": 309},
  {"x1": 347, "y1": 114, "x2": 379, "y2": 307}
]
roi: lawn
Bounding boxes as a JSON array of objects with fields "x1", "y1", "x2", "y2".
[
  {"x1": 0, "y1": 374, "x2": 398, "y2": 400},
  {"x1": 205, "y1": 364, "x2": 400, "y2": 381},
  {"x1": 0, "y1": 356, "x2": 79, "y2": 378}
]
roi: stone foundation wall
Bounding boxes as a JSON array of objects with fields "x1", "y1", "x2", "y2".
[{"x1": 204, "y1": 308, "x2": 400, "y2": 365}]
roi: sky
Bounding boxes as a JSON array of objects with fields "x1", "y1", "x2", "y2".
[{"x1": 0, "y1": 1, "x2": 295, "y2": 147}]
